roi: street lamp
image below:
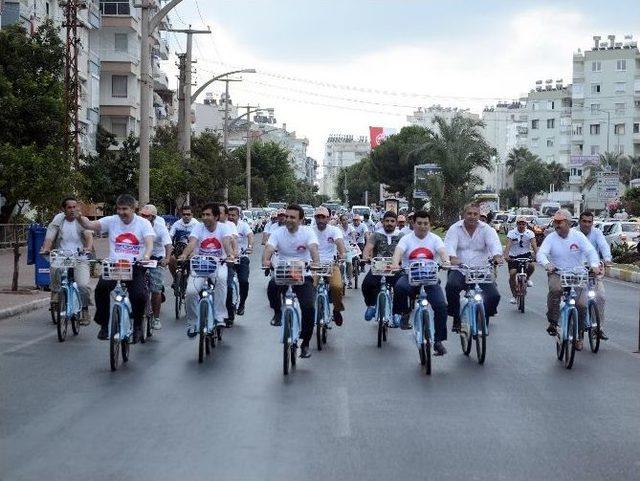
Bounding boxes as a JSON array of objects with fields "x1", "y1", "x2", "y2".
[{"x1": 190, "y1": 69, "x2": 256, "y2": 103}]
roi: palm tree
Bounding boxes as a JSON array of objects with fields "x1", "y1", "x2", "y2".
[
  {"x1": 412, "y1": 115, "x2": 495, "y2": 225},
  {"x1": 546, "y1": 161, "x2": 568, "y2": 190},
  {"x1": 583, "y1": 151, "x2": 627, "y2": 189},
  {"x1": 506, "y1": 147, "x2": 540, "y2": 175}
]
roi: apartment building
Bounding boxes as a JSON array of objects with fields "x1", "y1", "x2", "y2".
[
  {"x1": 407, "y1": 105, "x2": 479, "y2": 130},
  {"x1": 320, "y1": 134, "x2": 370, "y2": 197}
]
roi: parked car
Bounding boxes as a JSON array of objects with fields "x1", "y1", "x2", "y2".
[
  {"x1": 601, "y1": 221, "x2": 640, "y2": 248},
  {"x1": 490, "y1": 212, "x2": 510, "y2": 233}
]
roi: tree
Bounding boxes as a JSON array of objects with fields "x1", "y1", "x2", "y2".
[
  {"x1": 413, "y1": 115, "x2": 496, "y2": 224},
  {"x1": 189, "y1": 130, "x2": 236, "y2": 206},
  {"x1": 335, "y1": 157, "x2": 380, "y2": 206},
  {"x1": 506, "y1": 147, "x2": 539, "y2": 175},
  {"x1": 583, "y1": 152, "x2": 628, "y2": 190},
  {"x1": 513, "y1": 160, "x2": 552, "y2": 206},
  {"x1": 546, "y1": 161, "x2": 568, "y2": 191},
  {"x1": 499, "y1": 188, "x2": 519, "y2": 209},
  {"x1": 621, "y1": 187, "x2": 640, "y2": 216}
]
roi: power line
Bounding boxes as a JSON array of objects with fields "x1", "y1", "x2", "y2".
[{"x1": 194, "y1": 0, "x2": 207, "y2": 26}]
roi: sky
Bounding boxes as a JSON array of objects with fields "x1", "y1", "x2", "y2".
[{"x1": 160, "y1": 0, "x2": 640, "y2": 161}]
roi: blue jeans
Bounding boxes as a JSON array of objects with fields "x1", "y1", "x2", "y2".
[
  {"x1": 393, "y1": 274, "x2": 448, "y2": 342},
  {"x1": 445, "y1": 270, "x2": 500, "y2": 321}
]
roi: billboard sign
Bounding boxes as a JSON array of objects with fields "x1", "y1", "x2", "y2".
[
  {"x1": 413, "y1": 163, "x2": 441, "y2": 199},
  {"x1": 570, "y1": 155, "x2": 600, "y2": 167},
  {"x1": 596, "y1": 171, "x2": 620, "y2": 200}
]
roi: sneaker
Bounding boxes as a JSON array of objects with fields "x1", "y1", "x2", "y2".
[
  {"x1": 186, "y1": 325, "x2": 198, "y2": 338},
  {"x1": 97, "y1": 326, "x2": 108, "y2": 340},
  {"x1": 546, "y1": 322, "x2": 558, "y2": 336},
  {"x1": 433, "y1": 341, "x2": 447, "y2": 356},
  {"x1": 80, "y1": 309, "x2": 91, "y2": 326},
  {"x1": 236, "y1": 305, "x2": 245, "y2": 316},
  {"x1": 597, "y1": 329, "x2": 608, "y2": 340},
  {"x1": 300, "y1": 345, "x2": 311, "y2": 358},
  {"x1": 270, "y1": 313, "x2": 281, "y2": 327},
  {"x1": 152, "y1": 318, "x2": 162, "y2": 330},
  {"x1": 333, "y1": 310, "x2": 343, "y2": 326},
  {"x1": 510, "y1": 297, "x2": 517, "y2": 304},
  {"x1": 400, "y1": 313, "x2": 412, "y2": 330},
  {"x1": 364, "y1": 306, "x2": 376, "y2": 321},
  {"x1": 527, "y1": 280, "x2": 534, "y2": 287}
]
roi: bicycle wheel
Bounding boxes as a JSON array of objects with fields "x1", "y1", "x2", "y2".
[
  {"x1": 322, "y1": 325, "x2": 327, "y2": 344},
  {"x1": 146, "y1": 311, "x2": 153, "y2": 339},
  {"x1": 283, "y1": 310, "x2": 291, "y2": 375},
  {"x1": 377, "y1": 304, "x2": 384, "y2": 348},
  {"x1": 587, "y1": 301, "x2": 601, "y2": 353},
  {"x1": 109, "y1": 306, "x2": 121, "y2": 371},
  {"x1": 70, "y1": 290, "x2": 80, "y2": 336},
  {"x1": 517, "y1": 279, "x2": 526, "y2": 313},
  {"x1": 198, "y1": 301, "x2": 208, "y2": 363},
  {"x1": 353, "y1": 261, "x2": 360, "y2": 289},
  {"x1": 174, "y1": 273, "x2": 181, "y2": 319},
  {"x1": 564, "y1": 309, "x2": 577, "y2": 369},
  {"x1": 121, "y1": 335, "x2": 129, "y2": 363},
  {"x1": 56, "y1": 290, "x2": 68, "y2": 342},
  {"x1": 459, "y1": 309, "x2": 472, "y2": 356},
  {"x1": 140, "y1": 313, "x2": 149, "y2": 344},
  {"x1": 475, "y1": 308, "x2": 487, "y2": 365},
  {"x1": 315, "y1": 299, "x2": 323, "y2": 351},
  {"x1": 423, "y1": 310, "x2": 432, "y2": 375},
  {"x1": 556, "y1": 328, "x2": 565, "y2": 360}
]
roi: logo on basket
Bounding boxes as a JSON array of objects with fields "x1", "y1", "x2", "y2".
[
  {"x1": 114, "y1": 232, "x2": 141, "y2": 255},
  {"x1": 569, "y1": 243, "x2": 579, "y2": 252},
  {"x1": 296, "y1": 245, "x2": 307, "y2": 252},
  {"x1": 200, "y1": 237, "x2": 223, "y2": 255},
  {"x1": 409, "y1": 247, "x2": 434, "y2": 260}
]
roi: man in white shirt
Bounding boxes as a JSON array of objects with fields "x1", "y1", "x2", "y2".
[
  {"x1": 179, "y1": 202, "x2": 234, "y2": 337},
  {"x1": 504, "y1": 216, "x2": 538, "y2": 304},
  {"x1": 168, "y1": 205, "x2": 200, "y2": 284},
  {"x1": 537, "y1": 209, "x2": 600, "y2": 347},
  {"x1": 262, "y1": 209, "x2": 286, "y2": 245},
  {"x1": 41, "y1": 196, "x2": 94, "y2": 325},
  {"x1": 262, "y1": 204, "x2": 320, "y2": 359},
  {"x1": 391, "y1": 211, "x2": 450, "y2": 355},
  {"x1": 574, "y1": 211, "x2": 610, "y2": 340},
  {"x1": 228, "y1": 206, "x2": 254, "y2": 316},
  {"x1": 312, "y1": 206, "x2": 347, "y2": 326},
  {"x1": 444, "y1": 202, "x2": 504, "y2": 332},
  {"x1": 399, "y1": 212, "x2": 414, "y2": 236},
  {"x1": 140, "y1": 204, "x2": 172, "y2": 330},
  {"x1": 77, "y1": 194, "x2": 155, "y2": 341},
  {"x1": 352, "y1": 215, "x2": 369, "y2": 250}
]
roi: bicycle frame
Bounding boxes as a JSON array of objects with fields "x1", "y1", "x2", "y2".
[
  {"x1": 108, "y1": 280, "x2": 133, "y2": 341},
  {"x1": 314, "y1": 275, "x2": 332, "y2": 328},
  {"x1": 558, "y1": 286, "x2": 580, "y2": 345},
  {"x1": 375, "y1": 275, "x2": 394, "y2": 325},
  {"x1": 515, "y1": 260, "x2": 529, "y2": 296},
  {"x1": 196, "y1": 276, "x2": 219, "y2": 335},
  {"x1": 460, "y1": 282, "x2": 488, "y2": 337},
  {"x1": 412, "y1": 285, "x2": 435, "y2": 348},
  {"x1": 280, "y1": 285, "x2": 301, "y2": 344},
  {"x1": 583, "y1": 274, "x2": 598, "y2": 331},
  {"x1": 56, "y1": 266, "x2": 83, "y2": 320}
]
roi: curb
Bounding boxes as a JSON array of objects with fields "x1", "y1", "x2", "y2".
[
  {"x1": 605, "y1": 266, "x2": 640, "y2": 284},
  {"x1": 0, "y1": 298, "x2": 49, "y2": 321}
]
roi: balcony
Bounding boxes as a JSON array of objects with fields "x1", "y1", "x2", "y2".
[
  {"x1": 155, "y1": 36, "x2": 170, "y2": 60},
  {"x1": 153, "y1": 70, "x2": 168, "y2": 91},
  {"x1": 569, "y1": 175, "x2": 582, "y2": 185},
  {"x1": 99, "y1": 1, "x2": 131, "y2": 15}
]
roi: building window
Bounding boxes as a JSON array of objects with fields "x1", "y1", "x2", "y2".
[
  {"x1": 634, "y1": 123, "x2": 640, "y2": 134},
  {"x1": 617, "y1": 145, "x2": 625, "y2": 154},
  {"x1": 46, "y1": 2, "x2": 50, "y2": 15},
  {"x1": 547, "y1": 118, "x2": 555, "y2": 129},
  {"x1": 532, "y1": 102, "x2": 539, "y2": 111},
  {"x1": 531, "y1": 119, "x2": 539, "y2": 129},
  {"x1": 614, "y1": 123, "x2": 625, "y2": 135},
  {"x1": 110, "y1": 117, "x2": 128, "y2": 138},
  {"x1": 546, "y1": 155, "x2": 555, "y2": 163},
  {"x1": 546, "y1": 138, "x2": 554, "y2": 147},
  {"x1": 590, "y1": 103, "x2": 600, "y2": 114},
  {"x1": 547, "y1": 100, "x2": 555, "y2": 110},
  {"x1": 591, "y1": 61, "x2": 601, "y2": 72},
  {"x1": 111, "y1": 75, "x2": 128, "y2": 98},
  {"x1": 531, "y1": 138, "x2": 539, "y2": 148},
  {"x1": 572, "y1": 123, "x2": 583, "y2": 135},
  {"x1": 615, "y1": 102, "x2": 625, "y2": 114},
  {"x1": 590, "y1": 145, "x2": 600, "y2": 155},
  {"x1": 591, "y1": 83, "x2": 601, "y2": 94},
  {"x1": 114, "y1": 33, "x2": 128, "y2": 52},
  {"x1": 590, "y1": 124, "x2": 601, "y2": 135},
  {"x1": 616, "y1": 59, "x2": 627, "y2": 71},
  {"x1": 615, "y1": 82, "x2": 626, "y2": 93}
]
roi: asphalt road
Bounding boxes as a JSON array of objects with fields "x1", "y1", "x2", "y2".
[{"x1": 1, "y1": 250, "x2": 640, "y2": 481}]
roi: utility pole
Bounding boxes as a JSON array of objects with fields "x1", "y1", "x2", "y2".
[
  {"x1": 168, "y1": 26, "x2": 211, "y2": 157},
  {"x1": 175, "y1": 52, "x2": 186, "y2": 157},
  {"x1": 137, "y1": 0, "x2": 185, "y2": 206},
  {"x1": 238, "y1": 105, "x2": 259, "y2": 208}
]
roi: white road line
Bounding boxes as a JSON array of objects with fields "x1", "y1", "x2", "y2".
[
  {"x1": 603, "y1": 277, "x2": 640, "y2": 289},
  {"x1": 335, "y1": 386, "x2": 351, "y2": 438},
  {"x1": 1, "y1": 331, "x2": 57, "y2": 355}
]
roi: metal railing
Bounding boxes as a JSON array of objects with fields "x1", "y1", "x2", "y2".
[
  {"x1": 0, "y1": 224, "x2": 29, "y2": 248},
  {"x1": 99, "y1": 1, "x2": 131, "y2": 15}
]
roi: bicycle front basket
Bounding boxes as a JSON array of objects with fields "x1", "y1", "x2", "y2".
[
  {"x1": 49, "y1": 250, "x2": 77, "y2": 269},
  {"x1": 370, "y1": 257, "x2": 395, "y2": 276},
  {"x1": 559, "y1": 267, "x2": 588, "y2": 288},
  {"x1": 102, "y1": 259, "x2": 133, "y2": 281},
  {"x1": 407, "y1": 260, "x2": 439, "y2": 286},
  {"x1": 463, "y1": 265, "x2": 494, "y2": 284},
  {"x1": 190, "y1": 255, "x2": 219, "y2": 277},
  {"x1": 274, "y1": 260, "x2": 306, "y2": 286}
]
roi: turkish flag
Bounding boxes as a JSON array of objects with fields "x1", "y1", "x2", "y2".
[{"x1": 369, "y1": 127, "x2": 396, "y2": 150}]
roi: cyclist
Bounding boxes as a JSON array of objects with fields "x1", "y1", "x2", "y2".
[
  {"x1": 139, "y1": 204, "x2": 172, "y2": 330},
  {"x1": 574, "y1": 211, "x2": 611, "y2": 340},
  {"x1": 75, "y1": 194, "x2": 155, "y2": 342},
  {"x1": 40, "y1": 196, "x2": 93, "y2": 325},
  {"x1": 168, "y1": 205, "x2": 199, "y2": 285},
  {"x1": 312, "y1": 206, "x2": 347, "y2": 326},
  {"x1": 504, "y1": 215, "x2": 538, "y2": 305},
  {"x1": 218, "y1": 203, "x2": 240, "y2": 324},
  {"x1": 363, "y1": 213, "x2": 375, "y2": 233},
  {"x1": 361, "y1": 211, "x2": 403, "y2": 321},
  {"x1": 396, "y1": 214, "x2": 407, "y2": 232},
  {"x1": 178, "y1": 202, "x2": 234, "y2": 338},
  {"x1": 444, "y1": 202, "x2": 504, "y2": 333},
  {"x1": 352, "y1": 214, "x2": 369, "y2": 251},
  {"x1": 399, "y1": 212, "x2": 414, "y2": 236},
  {"x1": 391, "y1": 211, "x2": 449, "y2": 355},
  {"x1": 537, "y1": 209, "x2": 601, "y2": 349},
  {"x1": 262, "y1": 204, "x2": 320, "y2": 359},
  {"x1": 262, "y1": 209, "x2": 286, "y2": 246},
  {"x1": 228, "y1": 206, "x2": 254, "y2": 316}
]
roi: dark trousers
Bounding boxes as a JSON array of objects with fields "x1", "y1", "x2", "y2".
[
  {"x1": 446, "y1": 270, "x2": 500, "y2": 321},
  {"x1": 236, "y1": 257, "x2": 250, "y2": 307},
  {"x1": 225, "y1": 264, "x2": 236, "y2": 320},
  {"x1": 267, "y1": 276, "x2": 315, "y2": 347},
  {"x1": 94, "y1": 267, "x2": 146, "y2": 330},
  {"x1": 361, "y1": 270, "x2": 400, "y2": 306},
  {"x1": 393, "y1": 274, "x2": 448, "y2": 342}
]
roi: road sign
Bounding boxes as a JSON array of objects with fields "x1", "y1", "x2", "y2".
[
  {"x1": 570, "y1": 155, "x2": 599, "y2": 167},
  {"x1": 413, "y1": 163, "x2": 441, "y2": 199},
  {"x1": 596, "y1": 171, "x2": 619, "y2": 200}
]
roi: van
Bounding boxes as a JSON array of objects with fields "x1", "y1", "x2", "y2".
[{"x1": 351, "y1": 205, "x2": 371, "y2": 218}]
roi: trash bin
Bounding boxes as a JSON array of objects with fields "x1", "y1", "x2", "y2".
[{"x1": 27, "y1": 224, "x2": 50, "y2": 288}]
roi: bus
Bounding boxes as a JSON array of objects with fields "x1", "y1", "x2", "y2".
[{"x1": 473, "y1": 192, "x2": 499, "y2": 214}]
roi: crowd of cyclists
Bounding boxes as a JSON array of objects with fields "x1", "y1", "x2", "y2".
[{"x1": 40, "y1": 193, "x2": 611, "y2": 365}]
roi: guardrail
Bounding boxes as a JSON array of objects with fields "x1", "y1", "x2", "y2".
[{"x1": 0, "y1": 224, "x2": 29, "y2": 248}]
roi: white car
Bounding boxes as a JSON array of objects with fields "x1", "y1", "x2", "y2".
[{"x1": 601, "y1": 221, "x2": 640, "y2": 248}]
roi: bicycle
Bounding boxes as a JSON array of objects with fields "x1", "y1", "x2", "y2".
[
  {"x1": 227, "y1": 248, "x2": 248, "y2": 323},
  {"x1": 585, "y1": 266, "x2": 603, "y2": 353},
  {"x1": 514, "y1": 258, "x2": 531, "y2": 313},
  {"x1": 190, "y1": 255, "x2": 227, "y2": 363},
  {"x1": 140, "y1": 268, "x2": 154, "y2": 343},
  {"x1": 554, "y1": 267, "x2": 588, "y2": 369},
  {"x1": 407, "y1": 259, "x2": 440, "y2": 375},
  {"x1": 102, "y1": 259, "x2": 157, "y2": 371},
  {"x1": 453, "y1": 263, "x2": 495, "y2": 365},
  {"x1": 369, "y1": 257, "x2": 398, "y2": 348},
  {"x1": 269, "y1": 260, "x2": 306, "y2": 375},
  {"x1": 351, "y1": 243, "x2": 362, "y2": 289},
  {"x1": 47, "y1": 250, "x2": 85, "y2": 342},
  {"x1": 311, "y1": 261, "x2": 335, "y2": 351},
  {"x1": 174, "y1": 259, "x2": 189, "y2": 319}
]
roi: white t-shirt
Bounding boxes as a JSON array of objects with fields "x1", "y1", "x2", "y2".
[
  {"x1": 98, "y1": 214, "x2": 155, "y2": 261},
  {"x1": 340, "y1": 224, "x2": 356, "y2": 244},
  {"x1": 151, "y1": 221, "x2": 172, "y2": 258},
  {"x1": 314, "y1": 225, "x2": 343, "y2": 262},
  {"x1": 235, "y1": 220, "x2": 253, "y2": 253},
  {"x1": 60, "y1": 219, "x2": 83, "y2": 253},
  {"x1": 396, "y1": 232, "x2": 445, "y2": 267},
  {"x1": 220, "y1": 220, "x2": 238, "y2": 237},
  {"x1": 506, "y1": 228, "x2": 535, "y2": 257},
  {"x1": 267, "y1": 225, "x2": 318, "y2": 262},
  {"x1": 169, "y1": 218, "x2": 200, "y2": 240},
  {"x1": 400, "y1": 226, "x2": 413, "y2": 236},
  {"x1": 190, "y1": 222, "x2": 231, "y2": 258},
  {"x1": 352, "y1": 223, "x2": 368, "y2": 244},
  {"x1": 537, "y1": 229, "x2": 599, "y2": 269}
]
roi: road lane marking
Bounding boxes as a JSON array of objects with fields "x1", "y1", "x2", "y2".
[
  {"x1": 335, "y1": 386, "x2": 351, "y2": 438},
  {"x1": 1, "y1": 331, "x2": 57, "y2": 355}
]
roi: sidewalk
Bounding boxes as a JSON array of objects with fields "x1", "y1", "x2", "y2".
[{"x1": 0, "y1": 238, "x2": 109, "y2": 320}]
